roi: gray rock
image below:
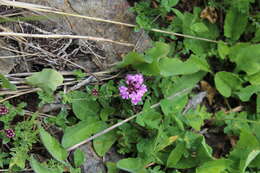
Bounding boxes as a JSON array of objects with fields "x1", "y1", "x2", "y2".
[{"x1": 20, "y1": 0, "x2": 152, "y2": 68}]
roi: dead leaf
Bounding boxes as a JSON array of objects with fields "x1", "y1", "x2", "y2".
[
  {"x1": 200, "y1": 80, "x2": 216, "y2": 105},
  {"x1": 200, "y1": 7, "x2": 218, "y2": 24}
]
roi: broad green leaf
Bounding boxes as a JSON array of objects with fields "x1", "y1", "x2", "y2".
[
  {"x1": 185, "y1": 107, "x2": 211, "y2": 131},
  {"x1": 214, "y1": 71, "x2": 242, "y2": 97},
  {"x1": 159, "y1": 58, "x2": 200, "y2": 76},
  {"x1": 167, "y1": 142, "x2": 186, "y2": 168},
  {"x1": 224, "y1": 7, "x2": 248, "y2": 41},
  {"x1": 0, "y1": 74, "x2": 16, "y2": 91},
  {"x1": 68, "y1": 91, "x2": 100, "y2": 120},
  {"x1": 39, "y1": 127, "x2": 67, "y2": 162},
  {"x1": 9, "y1": 150, "x2": 26, "y2": 169},
  {"x1": 196, "y1": 159, "x2": 233, "y2": 173},
  {"x1": 217, "y1": 41, "x2": 230, "y2": 59},
  {"x1": 136, "y1": 109, "x2": 162, "y2": 129},
  {"x1": 229, "y1": 131, "x2": 260, "y2": 172},
  {"x1": 62, "y1": 121, "x2": 105, "y2": 149},
  {"x1": 252, "y1": 28, "x2": 260, "y2": 43},
  {"x1": 106, "y1": 162, "x2": 119, "y2": 173},
  {"x1": 117, "y1": 52, "x2": 146, "y2": 68},
  {"x1": 247, "y1": 72, "x2": 260, "y2": 85},
  {"x1": 30, "y1": 156, "x2": 60, "y2": 173},
  {"x1": 229, "y1": 44, "x2": 260, "y2": 75},
  {"x1": 144, "y1": 42, "x2": 170, "y2": 62},
  {"x1": 240, "y1": 150, "x2": 260, "y2": 172},
  {"x1": 74, "y1": 149, "x2": 85, "y2": 168},
  {"x1": 187, "y1": 55, "x2": 211, "y2": 72},
  {"x1": 160, "y1": 95, "x2": 188, "y2": 115},
  {"x1": 93, "y1": 129, "x2": 117, "y2": 156},
  {"x1": 161, "y1": 0, "x2": 179, "y2": 12},
  {"x1": 191, "y1": 22, "x2": 209, "y2": 33},
  {"x1": 26, "y1": 69, "x2": 63, "y2": 93},
  {"x1": 165, "y1": 71, "x2": 206, "y2": 97},
  {"x1": 236, "y1": 85, "x2": 260, "y2": 101},
  {"x1": 117, "y1": 158, "x2": 147, "y2": 173}
]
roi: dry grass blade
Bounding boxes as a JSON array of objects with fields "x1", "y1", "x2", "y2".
[
  {"x1": 0, "y1": 0, "x2": 221, "y2": 44},
  {"x1": 0, "y1": 32, "x2": 134, "y2": 47}
]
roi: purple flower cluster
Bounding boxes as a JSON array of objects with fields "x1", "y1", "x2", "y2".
[
  {"x1": 5, "y1": 129, "x2": 15, "y2": 138},
  {"x1": 119, "y1": 74, "x2": 147, "y2": 105},
  {"x1": 0, "y1": 105, "x2": 8, "y2": 115}
]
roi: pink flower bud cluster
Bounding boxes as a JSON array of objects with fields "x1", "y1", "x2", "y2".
[
  {"x1": 119, "y1": 74, "x2": 147, "y2": 105},
  {"x1": 5, "y1": 129, "x2": 15, "y2": 138},
  {"x1": 0, "y1": 105, "x2": 8, "y2": 115}
]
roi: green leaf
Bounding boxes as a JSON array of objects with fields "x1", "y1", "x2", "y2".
[
  {"x1": 185, "y1": 107, "x2": 211, "y2": 131},
  {"x1": 0, "y1": 74, "x2": 17, "y2": 91},
  {"x1": 26, "y1": 69, "x2": 63, "y2": 93},
  {"x1": 68, "y1": 91, "x2": 100, "y2": 120},
  {"x1": 39, "y1": 127, "x2": 67, "y2": 162},
  {"x1": 196, "y1": 159, "x2": 233, "y2": 173},
  {"x1": 106, "y1": 162, "x2": 119, "y2": 173},
  {"x1": 62, "y1": 121, "x2": 105, "y2": 149},
  {"x1": 136, "y1": 109, "x2": 162, "y2": 129},
  {"x1": 229, "y1": 130, "x2": 260, "y2": 172},
  {"x1": 229, "y1": 44, "x2": 260, "y2": 75},
  {"x1": 74, "y1": 149, "x2": 85, "y2": 168},
  {"x1": 247, "y1": 72, "x2": 260, "y2": 85},
  {"x1": 117, "y1": 52, "x2": 146, "y2": 68},
  {"x1": 93, "y1": 129, "x2": 117, "y2": 157},
  {"x1": 167, "y1": 142, "x2": 186, "y2": 168},
  {"x1": 217, "y1": 41, "x2": 230, "y2": 59},
  {"x1": 187, "y1": 55, "x2": 211, "y2": 72},
  {"x1": 252, "y1": 28, "x2": 260, "y2": 43},
  {"x1": 117, "y1": 158, "x2": 147, "y2": 173},
  {"x1": 161, "y1": 0, "x2": 179, "y2": 12},
  {"x1": 30, "y1": 156, "x2": 60, "y2": 173},
  {"x1": 159, "y1": 58, "x2": 200, "y2": 76},
  {"x1": 236, "y1": 85, "x2": 260, "y2": 101},
  {"x1": 214, "y1": 71, "x2": 242, "y2": 97},
  {"x1": 164, "y1": 71, "x2": 206, "y2": 97},
  {"x1": 224, "y1": 7, "x2": 248, "y2": 41},
  {"x1": 191, "y1": 22, "x2": 209, "y2": 33},
  {"x1": 144, "y1": 42, "x2": 170, "y2": 62}
]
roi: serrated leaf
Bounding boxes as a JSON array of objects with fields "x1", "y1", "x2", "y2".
[
  {"x1": 224, "y1": 7, "x2": 248, "y2": 41},
  {"x1": 26, "y1": 69, "x2": 63, "y2": 93},
  {"x1": 73, "y1": 149, "x2": 85, "y2": 168},
  {"x1": 39, "y1": 127, "x2": 67, "y2": 163},
  {"x1": 117, "y1": 158, "x2": 147, "y2": 173},
  {"x1": 196, "y1": 159, "x2": 233, "y2": 173},
  {"x1": 0, "y1": 74, "x2": 16, "y2": 91},
  {"x1": 214, "y1": 71, "x2": 242, "y2": 97},
  {"x1": 62, "y1": 121, "x2": 105, "y2": 149},
  {"x1": 30, "y1": 156, "x2": 60, "y2": 173},
  {"x1": 93, "y1": 129, "x2": 117, "y2": 157}
]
